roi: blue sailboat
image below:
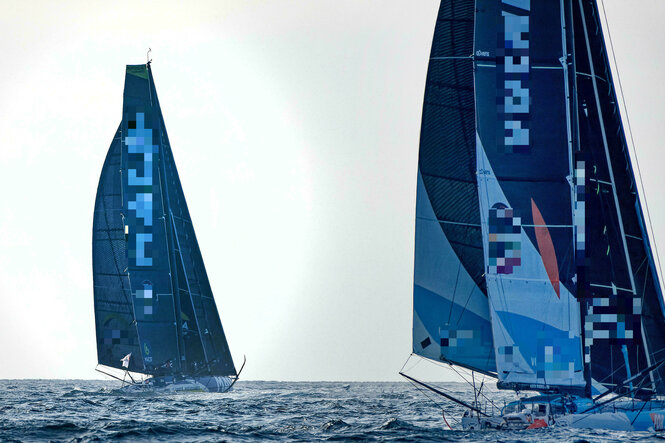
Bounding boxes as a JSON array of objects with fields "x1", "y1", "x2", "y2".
[
  {"x1": 403, "y1": 0, "x2": 665, "y2": 431},
  {"x1": 92, "y1": 62, "x2": 242, "y2": 392}
]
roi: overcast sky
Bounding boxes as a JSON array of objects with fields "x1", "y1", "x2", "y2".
[{"x1": 0, "y1": 1, "x2": 663, "y2": 382}]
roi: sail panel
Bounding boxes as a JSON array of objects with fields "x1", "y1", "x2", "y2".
[
  {"x1": 414, "y1": 174, "x2": 496, "y2": 373},
  {"x1": 476, "y1": 141, "x2": 585, "y2": 389},
  {"x1": 419, "y1": 0, "x2": 485, "y2": 291},
  {"x1": 413, "y1": 0, "x2": 496, "y2": 374},
  {"x1": 474, "y1": 0, "x2": 585, "y2": 390}
]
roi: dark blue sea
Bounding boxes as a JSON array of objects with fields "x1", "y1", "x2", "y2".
[{"x1": 0, "y1": 380, "x2": 660, "y2": 442}]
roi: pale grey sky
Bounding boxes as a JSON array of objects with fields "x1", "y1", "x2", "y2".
[{"x1": 0, "y1": 1, "x2": 663, "y2": 381}]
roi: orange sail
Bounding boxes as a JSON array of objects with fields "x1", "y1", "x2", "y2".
[{"x1": 531, "y1": 198, "x2": 560, "y2": 298}]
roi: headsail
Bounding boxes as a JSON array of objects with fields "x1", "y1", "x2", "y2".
[
  {"x1": 413, "y1": 0, "x2": 496, "y2": 375},
  {"x1": 93, "y1": 64, "x2": 236, "y2": 377}
]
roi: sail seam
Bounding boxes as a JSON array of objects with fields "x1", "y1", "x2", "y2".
[
  {"x1": 430, "y1": 56, "x2": 472, "y2": 60},
  {"x1": 416, "y1": 216, "x2": 480, "y2": 227}
]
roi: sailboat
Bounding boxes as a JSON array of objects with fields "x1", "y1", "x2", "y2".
[
  {"x1": 402, "y1": 0, "x2": 665, "y2": 431},
  {"x1": 92, "y1": 61, "x2": 243, "y2": 393}
]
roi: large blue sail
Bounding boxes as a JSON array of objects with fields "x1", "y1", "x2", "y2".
[
  {"x1": 93, "y1": 64, "x2": 236, "y2": 377},
  {"x1": 413, "y1": 0, "x2": 496, "y2": 375},
  {"x1": 474, "y1": 0, "x2": 585, "y2": 391},
  {"x1": 573, "y1": 0, "x2": 665, "y2": 395}
]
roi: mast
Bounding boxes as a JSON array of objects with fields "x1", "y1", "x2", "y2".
[
  {"x1": 171, "y1": 210, "x2": 210, "y2": 366},
  {"x1": 565, "y1": 0, "x2": 595, "y2": 398},
  {"x1": 563, "y1": 0, "x2": 593, "y2": 398}
]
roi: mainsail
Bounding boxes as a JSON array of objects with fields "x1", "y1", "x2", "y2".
[
  {"x1": 93, "y1": 64, "x2": 236, "y2": 377},
  {"x1": 413, "y1": 0, "x2": 665, "y2": 398}
]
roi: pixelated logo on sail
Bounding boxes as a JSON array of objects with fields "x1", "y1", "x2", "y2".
[
  {"x1": 584, "y1": 293, "x2": 641, "y2": 354},
  {"x1": 574, "y1": 160, "x2": 586, "y2": 263},
  {"x1": 536, "y1": 332, "x2": 577, "y2": 384},
  {"x1": 498, "y1": 345, "x2": 518, "y2": 363},
  {"x1": 125, "y1": 111, "x2": 158, "y2": 267},
  {"x1": 134, "y1": 281, "x2": 154, "y2": 321},
  {"x1": 498, "y1": 0, "x2": 530, "y2": 154},
  {"x1": 102, "y1": 328, "x2": 132, "y2": 346},
  {"x1": 488, "y1": 203, "x2": 521, "y2": 274},
  {"x1": 440, "y1": 329, "x2": 477, "y2": 348},
  {"x1": 101, "y1": 316, "x2": 134, "y2": 347}
]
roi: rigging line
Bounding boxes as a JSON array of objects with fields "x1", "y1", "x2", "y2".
[
  {"x1": 406, "y1": 378, "x2": 458, "y2": 428},
  {"x1": 157, "y1": 141, "x2": 184, "y2": 372},
  {"x1": 400, "y1": 372, "x2": 488, "y2": 416},
  {"x1": 415, "y1": 216, "x2": 480, "y2": 228},
  {"x1": 404, "y1": 375, "x2": 449, "y2": 410},
  {"x1": 559, "y1": 0, "x2": 578, "y2": 338},
  {"x1": 454, "y1": 281, "x2": 478, "y2": 328},
  {"x1": 400, "y1": 354, "x2": 418, "y2": 374},
  {"x1": 578, "y1": 375, "x2": 651, "y2": 420},
  {"x1": 579, "y1": 0, "x2": 637, "y2": 297},
  {"x1": 429, "y1": 358, "x2": 501, "y2": 412},
  {"x1": 171, "y1": 210, "x2": 210, "y2": 365},
  {"x1": 430, "y1": 56, "x2": 471, "y2": 60},
  {"x1": 638, "y1": 256, "x2": 649, "y2": 292},
  {"x1": 576, "y1": 71, "x2": 607, "y2": 83},
  {"x1": 596, "y1": 353, "x2": 630, "y2": 385},
  {"x1": 447, "y1": 262, "x2": 462, "y2": 325},
  {"x1": 600, "y1": 0, "x2": 665, "y2": 295},
  {"x1": 630, "y1": 397, "x2": 649, "y2": 426},
  {"x1": 594, "y1": 164, "x2": 619, "y2": 284}
]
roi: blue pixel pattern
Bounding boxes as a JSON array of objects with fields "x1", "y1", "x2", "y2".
[
  {"x1": 488, "y1": 204, "x2": 521, "y2": 274},
  {"x1": 125, "y1": 112, "x2": 158, "y2": 267},
  {"x1": 134, "y1": 282, "x2": 154, "y2": 321},
  {"x1": 497, "y1": 1, "x2": 530, "y2": 154}
]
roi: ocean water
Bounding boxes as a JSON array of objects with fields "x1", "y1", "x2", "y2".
[{"x1": 0, "y1": 379, "x2": 659, "y2": 442}]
